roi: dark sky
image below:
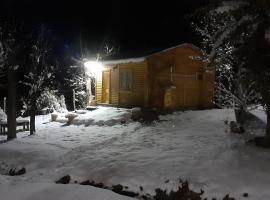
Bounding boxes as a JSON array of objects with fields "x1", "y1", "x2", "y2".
[{"x1": 1, "y1": 0, "x2": 209, "y2": 58}]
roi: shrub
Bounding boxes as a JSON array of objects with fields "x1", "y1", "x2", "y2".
[
  {"x1": 154, "y1": 180, "x2": 203, "y2": 200},
  {"x1": 75, "y1": 90, "x2": 88, "y2": 109},
  {"x1": 37, "y1": 90, "x2": 67, "y2": 113},
  {"x1": 0, "y1": 107, "x2": 7, "y2": 121}
]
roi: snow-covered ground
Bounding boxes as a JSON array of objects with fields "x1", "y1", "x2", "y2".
[
  {"x1": 0, "y1": 107, "x2": 270, "y2": 200},
  {"x1": 0, "y1": 183, "x2": 134, "y2": 200}
]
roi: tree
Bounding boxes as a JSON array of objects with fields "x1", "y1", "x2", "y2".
[
  {"x1": 65, "y1": 62, "x2": 88, "y2": 110},
  {"x1": 193, "y1": 0, "x2": 270, "y2": 142},
  {"x1": 191, "y1": 0, "x2": 261, "y2": 128},
  {"x1": 243, "y1": 18, "x2": 270, "y2": 140},
  {"x1": 23, "y1": 26, "x2": 54, "y2": 134},
  {"x1": 0, "y1": 20, "x2": 24, "y2": 139}
]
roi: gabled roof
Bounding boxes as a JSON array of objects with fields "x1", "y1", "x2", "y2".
[
  {"x1": 101, "y1": 43, "x2": 203, "y2": 66},
  {"x1": 146, "y1": 43, "x2": 203, "y2": 57}
]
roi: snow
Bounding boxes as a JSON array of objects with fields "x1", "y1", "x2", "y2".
[
  {"x1": 147, "y1": 43, "x2": 202, "y2": 57},
  {"x1": 250, "y1": 106, "x2": 267, "y2": 123},
  {"x1": 101, "y1": 43, "x2": 202, "y2": 66},
  {"x1": 0, "y1": 183, "x2": 133, "y2": 200},
  {"x1": 0, "y1": 107, "x2": 270, "y2": 200},
  {"x1": 54, "y1": 107, "x2": 131, "y2": 126},
  {"x1": 101, "y1": 57, "x2": 145, "y2": 65}
]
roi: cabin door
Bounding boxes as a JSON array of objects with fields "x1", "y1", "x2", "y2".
[{"x1": 102, "y1": 70, "x2": 110, "y2": 103}]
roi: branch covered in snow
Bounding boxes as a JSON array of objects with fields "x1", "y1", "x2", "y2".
[
  {"x1": 24, "y1": 26, "x2": 55, "y2": 97},
  {"x1": 192, "y1": 0, "x2": 262, "y2": 109}
]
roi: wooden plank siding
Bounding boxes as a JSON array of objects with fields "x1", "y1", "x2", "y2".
[
  {"x1": 95, "y1": 43, "x2": 214, "y2": 109},
  {"x1": 96, "y1": 61, "x2": 148, "y2": 107},
  {"x1": 95, "y1": 72, "x2": 102, "y2": 103},
  {"x1": 147, "y1": 44, "x2": 214, "y2": 109},
  {"x1": 110, "y1": 66, "x2": 119, "y2": 105},
  {"x1": 118, "y1": 62, "x2": 147, "y2": 107}
]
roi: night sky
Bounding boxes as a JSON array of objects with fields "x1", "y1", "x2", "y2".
[{"x1": 1, "y1": 0, "x2": 210, "y2": 58}]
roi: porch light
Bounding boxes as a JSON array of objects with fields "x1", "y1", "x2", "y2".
[{"x1": 84, "y1": 61, "x2": 104, "y2": 76}]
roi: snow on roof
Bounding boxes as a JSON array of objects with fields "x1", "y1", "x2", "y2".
[
  {"x1": 101, "y1": 43, "x2": 202, "y2": 66},
  {"x1": 147, "y1": 43, "x2": 204, "y2": 58},
  {"x1": 101, "y1": 57, "x2": 145, "y2": 65}
]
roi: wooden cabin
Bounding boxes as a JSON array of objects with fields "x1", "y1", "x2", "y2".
[{"x1": 91, "y1": 43, "x2": 214, "y2": 109}]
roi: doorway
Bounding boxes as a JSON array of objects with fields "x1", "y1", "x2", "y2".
[{"x1": 102, "y1": 70, "x2": 110, "y2": 103}]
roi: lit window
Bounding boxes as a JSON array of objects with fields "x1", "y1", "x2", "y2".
[{"x1": 120, "y1": 69, "x2": 133, "y2": 91}]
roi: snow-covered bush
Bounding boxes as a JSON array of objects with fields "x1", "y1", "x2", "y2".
[
  {"x1": 0, "y1": 107, "x2": 7, "y2": 121},
  {"x1": 37, "y1": 90, "x2": 67, "y2": 113},
  {"x1": 58, "y1": 95, "x2": 67, "y2": 112},
  {"x1": 65, "y1": 112, "x2": 78, "y2": 124},
  {"x1": 75, "y1": 90, "x2": 88, "y2": 109},
  {"x1": 51, "y1": 113, "x2": 58, "y2": 121}
]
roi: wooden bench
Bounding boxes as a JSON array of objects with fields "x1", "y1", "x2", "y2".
[{"x1": 0, "y1": 119, "x2": 30, "y2": 134}]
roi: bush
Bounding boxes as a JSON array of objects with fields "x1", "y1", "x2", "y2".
[
  {"x1": 75, "y1": 90, "x2": 88, "y2": 109},
  {"x1": 0, "y1": 107, "x2": 7, "y2": 121},
  {"x1": 154, "y1": 180, "x2": 203, "y2": 200},
  {"x1": 37, "y1": 90, "x2": 67, "y2": 113}
]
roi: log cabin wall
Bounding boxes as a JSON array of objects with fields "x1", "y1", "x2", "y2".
[
  {"x1": 97, "y1": 61, "x2": 148, "y2": 107},
  {"x1": 96, "y1": 44, "x2": 214, "y2": 109},
  {"x1": 117, "y1": 61, "x2": 148, "y2": 107},
  {"x1": 95, "y1": 70, "x2": 103, "y2": 103},
  {"x1": 95, "y1": 66, "x2": 120, "y2": 105},
  {"x1": 146, "y1": 44, "x2": 214, "y2": 109},
  {"x1": 110, "y1": 66, "x2": 119, "y2": 105}
]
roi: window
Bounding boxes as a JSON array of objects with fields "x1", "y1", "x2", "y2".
[{"x1": 120, "y1": 69, "x2": 133, "y2": 91}]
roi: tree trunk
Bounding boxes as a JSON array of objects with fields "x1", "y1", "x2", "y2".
[
  {"x1": 7, "y1": 69, "x2": 17, "y2": 140},
  {"x1": 234, "y1": 105, "x2": 248, "y2": 126},
  {"x1": 30, "y1": 97, "x2": 36, "y2": 135},
  {"x1": 266, "y1": 103, "x2": 270, "y2": 138},
  {"x1": 233, "y1": 68, "x2": 249, "y2": 127}
]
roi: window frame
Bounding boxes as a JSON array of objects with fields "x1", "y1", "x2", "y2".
[{"x1": 119, "y1": 68, "x2": 133, "y2": 92}]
